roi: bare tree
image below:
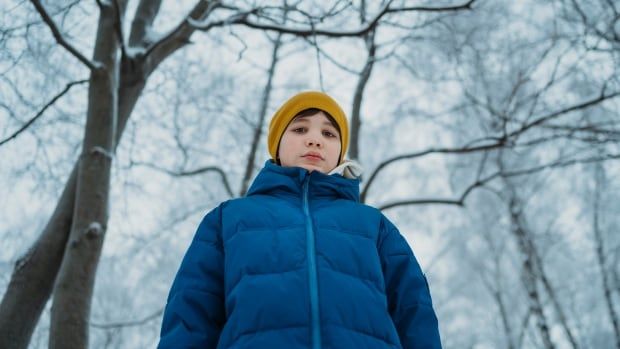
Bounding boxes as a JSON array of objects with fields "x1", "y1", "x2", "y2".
[
  {"x1": 6, "y1": 0, "x2": 620, "y2": 348},
  {"x1": 1, "y1": 1, "x2": 215, "y2": 347},
  {"x1": 0, "y1": 1, "x2": 481, "y2": 347},
  {"x1": 378, "y1": 2, "x2": 620, "y2": 347}
]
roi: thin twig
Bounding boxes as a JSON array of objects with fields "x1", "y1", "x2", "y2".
[
  {"x1": 0, "y1": 79, "x2": 89, "y2": 146},
  {"x1": 90, "y1": 308, "x2": 164, "y2": 329},
  {"x1": 131, "y1": 161, "x2": 234, "y2": 198},
  {"x1": 29, "y1": 0, "x2": 99, "y2": 71}
]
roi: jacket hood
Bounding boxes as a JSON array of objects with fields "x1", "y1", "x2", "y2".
[
  {"x1": 246, "y1": 160, "x2": 360, "y2": 202},
  {"x1": 328, "y1": 159, "x2": 363, "y2": 179}
]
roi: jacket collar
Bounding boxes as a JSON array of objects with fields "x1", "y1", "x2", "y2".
[{"x1": 246, "y1": 160, "x2": 360, "y2": 202}]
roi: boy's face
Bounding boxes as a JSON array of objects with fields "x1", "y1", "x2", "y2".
[{"x1": 277, "y1": 111, "x2": 341, "y2": 174}]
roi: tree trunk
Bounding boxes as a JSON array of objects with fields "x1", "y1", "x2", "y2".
[
  {"x1": 532, "y1": 240, "x2": 579, "y2": 348},
  {"x1": 593, "y1": 162, "x2": 620, "y2": 348},
  {"x1": 0, "y1": 166, "x2": 76, "y2": 348},
  {"x1": 48, "y1": 3, "x2": 124, "y2": 347},
  {"x1": 0, "y1": 59, "x2": 149, "y2": 349},
  {"x1": 0, "y1": 0, "x2": 160, "y2": 344},
  {"x1": 507, "y1": 196, "x2": 556, "y2": 349}
]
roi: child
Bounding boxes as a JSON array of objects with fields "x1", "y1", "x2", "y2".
[{"x1": 158, "y1": 91, "x2": 441, "y2": 348}]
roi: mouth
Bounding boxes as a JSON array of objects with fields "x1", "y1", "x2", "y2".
[{"x1": 303, "y1": 153, "x2": 323, "y2": 161}]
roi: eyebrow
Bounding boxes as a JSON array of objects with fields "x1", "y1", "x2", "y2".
[{"x1": 291, "y1": 117, "x2": 336, "y2": 127}]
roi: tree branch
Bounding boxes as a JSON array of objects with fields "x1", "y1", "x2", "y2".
[
  {"x1": 0, "y1": 79, "x2": 89, "y2": 146},
  {"x1": 362, "y1": 89, "x2": 620, "y2": 201},
  {"x1": 112, "y1": 0, "x2": 127, "y2": 57},
  {"x1": 128, "y1": 0, "x2": 162, "y2": 47},
  {"x1": 507, "y1": 90, "x2": 620, "y2": 139},
  {"x1": 131, "y1": 161, "x2": 234, "y2": 198},
  {"x1": 29, "y1": 0, "x2": 100, "y2": 71},
  {"x1": 143, "y1": 0, "x2": 214, "y2": 70},
  {"x1": 90, "y1": 308, "x2": 163, "y2": 329},
  {"x1": 377, "y1": 152, "x2": 620, "y2": 211},
  {"x1": 187, "y1": 0, "x2": 476, "y2": 38},
  {"x1": 361, "y1": 140, "x2": 506, "y2": 202}
]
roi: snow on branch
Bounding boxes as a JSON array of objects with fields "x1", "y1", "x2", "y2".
[
  {"x1": 84, "y1": 222, "x2": 104, "y2": 238},
  {"x1": 90, "y1": 146, "x2": 115, "y2": 160}
]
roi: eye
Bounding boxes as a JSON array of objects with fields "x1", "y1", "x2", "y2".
[
  {"x1": 292, "y1": 127, "x2": 306, "y2": 133},
  {"x1": 323, "y1": 130, "x2": 337, "y2": 138}
]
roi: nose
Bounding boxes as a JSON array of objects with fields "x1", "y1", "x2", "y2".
[{"x1": 305, "y1": 137, "x2": 322, "y2": 148}]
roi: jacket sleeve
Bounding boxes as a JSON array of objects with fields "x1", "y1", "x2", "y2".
[
  {"x1": 158, "y1": 204, "x2": 226, "y2": 348},
  {"x1": 378, "y1": 216, "x2": 441, "y2": 349}
]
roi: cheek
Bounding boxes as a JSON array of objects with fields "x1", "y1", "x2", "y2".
[
  {"x1": 329, "y1": 142, "x2": 342, "y2": 163},
  {"x1": 277, "y1": 134, "x2": 295, "y2": 159}
]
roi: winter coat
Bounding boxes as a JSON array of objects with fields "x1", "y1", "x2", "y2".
[{"x1": 158, "y1": 160, "x2": 441, "y2": 349}]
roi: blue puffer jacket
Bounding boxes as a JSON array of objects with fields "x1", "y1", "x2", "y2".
[{"x1": 158, "y1": 160, "x2": 441, "y2": 349}]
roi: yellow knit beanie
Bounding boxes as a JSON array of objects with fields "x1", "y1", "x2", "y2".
[{"x1": 268, "y1": 91, "x2": 349, "y2": 164}]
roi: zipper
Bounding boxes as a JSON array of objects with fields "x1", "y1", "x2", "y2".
[{"x1": 303, "y1": 175, "x2": 321, "y2": 349}]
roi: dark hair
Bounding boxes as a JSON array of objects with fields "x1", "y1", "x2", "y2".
[{"x1": 293, "y1": 108, "x2": 341, "y2": 135}]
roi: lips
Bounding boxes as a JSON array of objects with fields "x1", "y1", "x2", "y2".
[{"x1": 303, "y1": 152, "x2": 323, "y2": 160}]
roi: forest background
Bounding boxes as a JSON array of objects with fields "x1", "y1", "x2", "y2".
[{"x1": 1, "y1": 0, "x2": 619, "y2": 348}]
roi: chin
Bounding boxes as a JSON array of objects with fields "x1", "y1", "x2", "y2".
[{"x1": 300, "y1": 164, "x2": 325, "y2": 173}]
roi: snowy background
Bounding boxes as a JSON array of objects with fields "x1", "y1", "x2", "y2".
[{"x1": 1, "y1": 0, "x2": 619, "y2": 348}]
